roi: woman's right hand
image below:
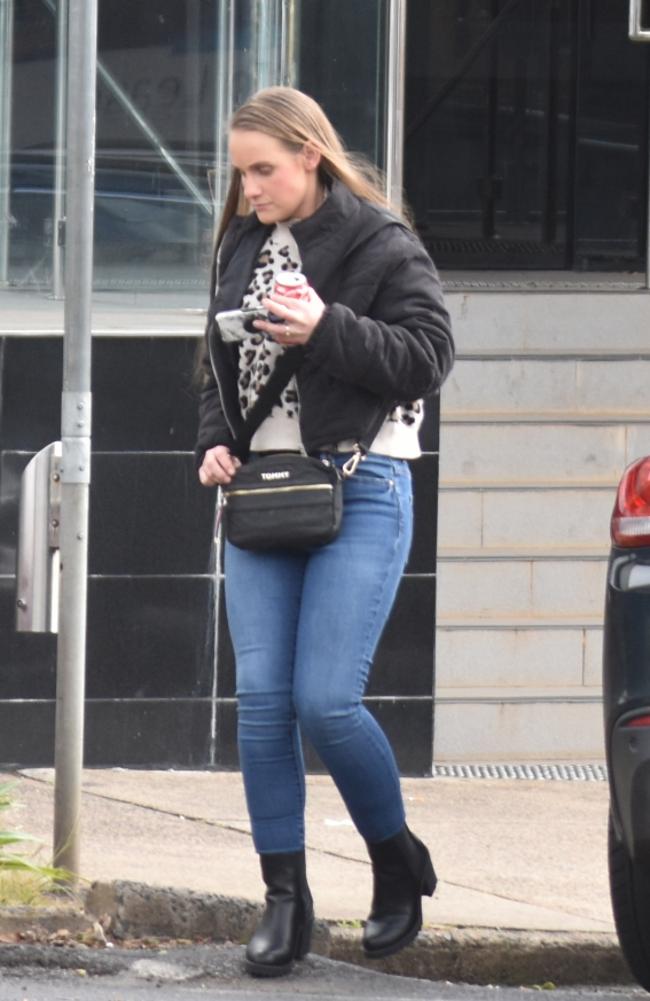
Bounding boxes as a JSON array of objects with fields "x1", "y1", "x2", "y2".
[{"x1": 198, "y1": 445, "x2": 241, "y2": 486}]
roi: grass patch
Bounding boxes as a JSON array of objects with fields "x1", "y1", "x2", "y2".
[
  {"x1": 0, "y1": 781, "x2": 71, "y2": 903},
  {"x1": 0, "y1": 869, "x2": 62, "y2": 907}
]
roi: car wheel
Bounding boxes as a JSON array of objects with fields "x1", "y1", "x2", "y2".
[{"x1": 609, "y1": 808, "x2": 650, "y2": 990}]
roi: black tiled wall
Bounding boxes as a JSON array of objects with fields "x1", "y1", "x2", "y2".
[{"x1": 0, "y1": 336, "x2": 439, "y2": 773}]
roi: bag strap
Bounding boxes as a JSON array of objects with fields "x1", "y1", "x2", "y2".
[{"x1": 233, "y1": 342, "x2": 375, "y2": 476}]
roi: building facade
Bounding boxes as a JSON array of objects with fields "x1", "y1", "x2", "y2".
[{"x1": 0, "y1": 0, "x2": 648, "y2": 769}]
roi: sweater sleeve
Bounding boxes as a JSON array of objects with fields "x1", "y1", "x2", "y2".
[{"x1": 303, "y1": 231, "x2": 454, "y2": 401}]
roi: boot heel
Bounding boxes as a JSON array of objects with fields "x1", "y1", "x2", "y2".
[
  {"x1": 295, "y1": 917, "x2": 314, "y2": 959},
  {"x1": 421, "y1": 857, "x2": 437, "y2": 896}
]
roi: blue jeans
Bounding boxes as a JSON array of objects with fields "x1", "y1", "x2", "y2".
[{"x1": 224, "y1": 452, "x2": 413, "y2": 854}]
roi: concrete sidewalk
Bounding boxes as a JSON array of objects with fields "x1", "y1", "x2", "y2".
[{"x1": 0, "y1": 767, "x2": 630, "y2": 986}]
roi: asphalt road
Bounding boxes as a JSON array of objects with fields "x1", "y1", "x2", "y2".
[
  {"x1": 0, "y1": 946, "x2": 645, "y2": 1001},
  {"x1": 0, "y1": 970, "x2": 644, "y2": 1001}
]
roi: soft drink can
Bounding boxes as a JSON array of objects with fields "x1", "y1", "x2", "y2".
[
  {"x1": 269, "y1": 272, "x2": 309, "y2": 322},
  {"x1": 273, "y1": 272, "x2": 309, "y2": 300}
]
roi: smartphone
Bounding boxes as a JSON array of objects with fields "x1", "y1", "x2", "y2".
[{"x1": 215, "y1": 308, "x2": 267, "y2": 343}]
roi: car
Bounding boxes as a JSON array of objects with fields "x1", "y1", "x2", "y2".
[{"x1": 604, "y1": 454, "x2": 650, "y2": 991}]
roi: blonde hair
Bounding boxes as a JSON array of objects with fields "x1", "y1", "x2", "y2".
[{"x1": 214, "y1": 86, "x2": 401, "y2": 248}]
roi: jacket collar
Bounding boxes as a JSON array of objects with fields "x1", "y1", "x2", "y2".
[{"x1": 216, "y1": 179, "x2": 403, "y2": 301}]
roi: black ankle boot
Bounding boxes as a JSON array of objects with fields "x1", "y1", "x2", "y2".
[
  {"x1": 363, "y1": 825, "x2": 437, "y2": 959},
  {"x1": 245, "y1": 850, "x2": 314, "y2": 977}
]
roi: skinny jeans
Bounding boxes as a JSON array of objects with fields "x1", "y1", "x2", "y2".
[{"x1": 223, "y1": 452, "x2": 413, "y2": 854}]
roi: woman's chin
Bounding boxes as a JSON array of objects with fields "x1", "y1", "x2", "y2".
[{"x1": 254, "y1": 205, "x2": 277, "y2": 221}]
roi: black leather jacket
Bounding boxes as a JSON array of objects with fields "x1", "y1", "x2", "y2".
[{"x1": 195, "y1": 180, "x2": 454, "y2": 466}]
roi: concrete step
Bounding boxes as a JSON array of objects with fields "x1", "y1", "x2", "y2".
[
  {"x1": 433, "y1": 693, "x2": 603, "y2": 762},
  {"x1": 437, "y1": 486, "x2": 613, "y2": 552},
  {"x1": 442, "y1": 357, "x2": 650, "y2": 417},
  {"x1": 445, "y1": 290, "x2": 650, "y2": 354},
  {"x1": 439, "y1": 420, "x2": 650, "y2": 486},
  {"x1": 433, "y1": 288, "x2": 641, "y2": 762},
  {"x1": 436, "y1": 624, "x2": 601, "y2": 690},
  {"x1": 436, "y1": 557, "x2": 608, "y2": 620}
]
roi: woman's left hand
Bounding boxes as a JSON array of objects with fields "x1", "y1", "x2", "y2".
[{"x1": 253, "y1": 287, "x2": 325, "y2": 346}]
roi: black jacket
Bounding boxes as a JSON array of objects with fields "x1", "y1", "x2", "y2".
[{"x1": 195, "y1": 180, "x2": 454, "y2": 466}]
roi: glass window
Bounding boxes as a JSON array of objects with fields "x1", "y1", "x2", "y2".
[
  {"x1": 298, "y1": 0, "x2": 387, "y2": 169},
  {"x1": 10, "y1": 0, "x2": 57, "y2": 289},
  {"x1": 93, "y1": 1, "x2": 218, "y2": 290},
  {"x1": 573, "y1": 0, "x2": 648, "y2": 270},
  {"x1": 405, "y1": 0, "x2": 649, "y2": 272},
  {"x1": 5, "y1": 0, "x2": 393, "y2": 294}
]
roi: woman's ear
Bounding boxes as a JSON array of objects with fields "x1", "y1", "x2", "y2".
[{"x1": 302, "y1": 143, "x2": 322, "y2": 172}]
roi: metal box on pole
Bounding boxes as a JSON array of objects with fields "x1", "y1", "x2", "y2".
[{"x1": 15, "y1": 441, "x2": 62, "y2": 634}]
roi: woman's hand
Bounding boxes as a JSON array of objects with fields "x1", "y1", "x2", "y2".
[
  {"x1": 253, "y1": 286, "x2": 325, "y2": 346},
  {"x1": 199, "y1": 445, "x2": 241, "y2": 486}
]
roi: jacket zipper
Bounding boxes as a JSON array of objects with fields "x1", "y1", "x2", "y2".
[{"x1": 207, "y1": 242, "x2": 239, "y2": 443}]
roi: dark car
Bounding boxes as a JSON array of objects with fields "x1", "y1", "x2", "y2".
[{"x1": 604, "y1": 455, "x2": 650, "y2": 991}]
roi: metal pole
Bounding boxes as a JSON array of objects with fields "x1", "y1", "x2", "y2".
[
  {"x1": 53, "y1": 0, "x2": 97, "y2": 880},
  {"x1": 0, "y1": 0, "x2": 14, "y2": 286},
  {"x1": 386, "y1": 0, "x2": 406, "y2": 211},
  {"x1": 630, "y1": 0, "x2": 650, "y2": 39},
  {"x1": 628, "y1": 0, "x2": 650, "y2": 287},
  {"x1": 280, "y1": 0, "x2": 300, "y2": 86},
  {"x1": 213, "y1": 0, "x2": 235, "y2": 223},
  {"x1": 644, "y1": 85, "x2": 648, "y2": 290},
  {"x1": 52, "y1": 0, "x2": 68, "y2": 301}
]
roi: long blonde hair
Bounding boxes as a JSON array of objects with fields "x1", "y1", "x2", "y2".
[{"x1": 214, "y1": 86, "x2": 400, "y2": 249}]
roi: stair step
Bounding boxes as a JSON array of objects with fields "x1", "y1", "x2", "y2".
[
  {"x1": 438, "y1": 548, "x2": 609, "y2": 560},
  {"x1": 436, "y1": 557, "x2": 608, "y2": 619},
  {"x1": 442, "y1": 356, "x2": 650, "y2": 417},
  {"x1": 438, "y1": 486, "x2": 613, "y2": 551},
  {"x1": 442, "y1": 411, "x2": 650, "y2": 423},
  {"x1": 436, "y1": 627, "x2": 601, "y2": 690},
  {"x1": 433, "y1": 698, "x2": 603, "y2": 762},
  {"x1": 437, "y1": 615, "x2": 603, "y2": 628},
  {"x1": 445, "y1": 289, "x2": 650, "y2": 354},
  {"x1": 439, "y1": 421, "x2": 647, "y2": 485},
  {"x1": 454, "y1": 348, "x2": 650, "y2": 360},
  {"x1": 436, "y1": 686, "x2": 601, "y2": 702}
]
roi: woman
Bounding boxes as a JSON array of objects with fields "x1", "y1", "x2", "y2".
[{"x1": 195, "y1": 86, "x2": 454, "y2": 977}]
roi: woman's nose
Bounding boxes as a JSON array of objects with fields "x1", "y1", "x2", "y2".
[{"x1": 242, "y1": 174, "x2": 262, "y2": 199}]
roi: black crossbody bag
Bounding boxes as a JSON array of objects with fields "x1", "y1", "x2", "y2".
[{"x1": 218, "y1": 352, "x2": 365, "y2": 552}]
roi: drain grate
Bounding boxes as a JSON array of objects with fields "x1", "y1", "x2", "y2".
[{"x1": 433, "y1": 762, "x2": 608, "y2": 781}]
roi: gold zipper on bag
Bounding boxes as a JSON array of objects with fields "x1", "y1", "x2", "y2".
[{"x1": 225, "y1": 484, "x2": 333, "y2": 500}]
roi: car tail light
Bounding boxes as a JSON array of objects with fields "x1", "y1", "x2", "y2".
[
  {"x1": 611, "y1": 457, "x2": 650, "y2": 547},
  {"x1": 623, "y1": 714, "x2": 650, "y2": 728}
]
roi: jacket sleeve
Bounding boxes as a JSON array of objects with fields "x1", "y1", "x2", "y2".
[
  {"x1": 193, "y1": 338, "x2": 236, "y2": 471},
  {"x1": 304, "y1": 229, "x2": 454, "y2": 401},
  {"x1": 193, "y1": 221, "x2": 245, "y2": 471}
]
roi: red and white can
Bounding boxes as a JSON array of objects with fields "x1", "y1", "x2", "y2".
[
  {"x1": 268, "y1": 272, "x2": 309, "y2": 324},
  {"x1": 273, "y1": 272, "x2": 309, "y2": 302}
]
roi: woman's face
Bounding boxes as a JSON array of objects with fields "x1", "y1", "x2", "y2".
[{"x1": 229, "y1": 129, "x2": 322, "y2": 224}]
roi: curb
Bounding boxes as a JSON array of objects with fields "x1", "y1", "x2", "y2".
[
  {"x1": 327, "y1": 926, "x2": 632, "y2": 987},
  {"x1": 84, "y1": 879, "x2": 330, "y2": 956},
  {"x1": 84, "y1": 880, "x2": 633, "y2": 988},
  {"x1": 0, "y1": 880, "x2": 634, "y2": 988}
]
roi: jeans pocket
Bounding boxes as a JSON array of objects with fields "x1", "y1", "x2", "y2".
[{"x1": 350, "y1": 470, "x2": 395, "y2": 491}]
